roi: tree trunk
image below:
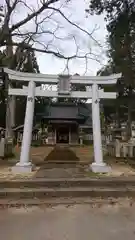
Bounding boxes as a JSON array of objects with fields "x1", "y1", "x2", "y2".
[{"x1": 5, "y1": 40, "x2": 16, "y2": 144}]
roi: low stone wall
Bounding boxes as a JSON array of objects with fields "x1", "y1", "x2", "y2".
[{"x1": 81, "y1": 134, "x2": 112, "y2": 146}]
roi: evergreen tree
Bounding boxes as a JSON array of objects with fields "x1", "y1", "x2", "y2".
[
  {"x1": 0, "y1": 46, "x2": 40, "y2": 127},
  {"x1": 88, "y1": 0, "x2": 135, "y2": 138}
]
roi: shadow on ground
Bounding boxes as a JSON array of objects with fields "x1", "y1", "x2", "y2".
[
  {"x1": 33, "y1": 146, "x2": 87, "y2": 178},
  {"x1": 45, "y1": 146, "x2": 79, "y2": 162}
]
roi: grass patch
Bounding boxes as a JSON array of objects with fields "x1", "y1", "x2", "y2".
[{"x1": 84, "y1": 170, "x2": 106, "y2": 178}]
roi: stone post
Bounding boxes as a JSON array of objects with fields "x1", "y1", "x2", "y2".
[
  {"x1": 12, "y1": 81, "x2": 36, "y2": 173},
  {"x1": 115, "y1": 139, "x2": 121, "y2": 157},
  {"x1": 90, "y1": 83, "x2": 111, "y2": 173}
]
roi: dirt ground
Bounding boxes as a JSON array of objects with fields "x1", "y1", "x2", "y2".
[
  {"x1": 0, "y1": 146, "x2": 135, "y2": 179},
  {"x1": 0, "y1": 200, "x2": 135, "y2": 240}
]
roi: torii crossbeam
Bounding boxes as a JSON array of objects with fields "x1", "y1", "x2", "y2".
[{"x1": 2, "y1": 68, "x2": 121, "y2": 173}]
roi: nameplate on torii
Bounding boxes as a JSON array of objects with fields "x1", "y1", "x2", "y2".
[{"x1": 8, "y1": 85, "x2": 117, "y2": 99}]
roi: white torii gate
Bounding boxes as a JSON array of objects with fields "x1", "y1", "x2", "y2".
[{"x1": 3, "y1": 68, "x2": 121, "y2": 173}]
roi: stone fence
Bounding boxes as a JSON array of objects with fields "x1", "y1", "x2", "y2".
[
  {"x1": 83, "y1": 133, "x2": 112, "y2": 146},
  {"x1": 107, "y1": 139, "x2": 135, "y2": 158}
]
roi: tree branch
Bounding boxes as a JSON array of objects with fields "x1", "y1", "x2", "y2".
[
  {"x1": 10, "y1": 0, "x2": 59, "y2": 32},
  {"x1": 4, "y1": 0, "x2": 19, "y2": 26},
  {"x1": 47, "y1": 6, "x2": 102, "y2": 47},
  {"x1": 0, "y1": 0, "x2": 102, "y2": 72},
  {"x1": 9, "y1": 41, "x2": 99, "y2": 62}
]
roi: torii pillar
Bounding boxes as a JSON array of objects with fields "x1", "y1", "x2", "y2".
[
  {"x1": 12, "y1": 81, "x2": 36, "y2": 173},
  {"x1": 90, "y1": 83, "x2": 111, "y2": 173}
]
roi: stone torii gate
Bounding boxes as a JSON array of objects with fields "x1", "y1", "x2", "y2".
[{"x1": 3, "y1": 68, "x2": 121, "y2": 173}]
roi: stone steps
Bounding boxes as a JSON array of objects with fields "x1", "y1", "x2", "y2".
[
  {"x1": 1, "y1": 178, "x2": 135, "y2": 188},
  {"x1": 0, "y1": 186, "x2": 135, "y2": 200},
  {"x1": 0, "y1": 178, "x2": 135, "y2": 205}
]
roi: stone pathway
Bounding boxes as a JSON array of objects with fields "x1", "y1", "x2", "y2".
[
  {"x1": 34, "y1": 166, "x2": 86, "y2": 178},
  {"x1": 45, "y1": 146, "x2": 79, "y2": 161}
]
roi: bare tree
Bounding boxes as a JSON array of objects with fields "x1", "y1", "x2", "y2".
[
  {"x1": 0, "y1": 0, "x2": 101, "y2": 144},
  {"x1": 0, "y1": 0, "x2": 101, "y2": 65}
]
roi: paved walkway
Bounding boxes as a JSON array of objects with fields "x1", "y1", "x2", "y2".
[{"x1": 0, "y1": 201, "x2": 135, "y2": 240}]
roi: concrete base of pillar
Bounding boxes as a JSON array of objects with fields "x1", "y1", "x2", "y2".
[
  {"x1": 12, "y1": 162, "x2": 34, "y2": 173},
  {"x1": 90, "y1": 162, "x2": 111, "y2": 173}
]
